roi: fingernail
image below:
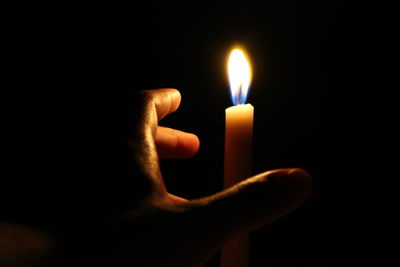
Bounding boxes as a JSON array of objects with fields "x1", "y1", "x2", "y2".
[
  {"x1": 267, "y1": 168, "x2": 311, "y2": 183},
  {"x1": 288, "y1": 168, "x2": 311, "y2": 178},
  {"x1": 267, "y1": 168, "x2": 313, "y2": 199}
]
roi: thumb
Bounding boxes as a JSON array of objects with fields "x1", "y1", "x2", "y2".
[
  {"x1": 115, "y1": 168, "x2": 312, "y2": 267},
  {"x1": 188, "y1": 168, "x2": 312, "y2": 243}
]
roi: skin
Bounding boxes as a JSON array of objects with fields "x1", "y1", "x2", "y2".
[{"x1": 0, "y1": 88, "x2": 312, "y2": 267}]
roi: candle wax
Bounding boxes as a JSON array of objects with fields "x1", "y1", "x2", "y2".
[
  {"x1": 221, "y1": 103, "x2": 253, "y2": 267},
  {"x1": 224, "y1": 104, "x2": 253, "y2": 187}
]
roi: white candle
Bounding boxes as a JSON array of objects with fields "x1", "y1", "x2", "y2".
[
  {"x1": 221, "y1": 48, "x2": 253, "y2": 267},
  {"x1": 224, "y1": 104, "x2": 254, "y2": 187}
]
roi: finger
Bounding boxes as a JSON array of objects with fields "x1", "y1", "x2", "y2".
[
  {"x1": 153, "y1": 168, "x2": 312, "y2": 266},
  {"x1": 187, "y1": 168, "x2": 312, "y2": 242},
  {"x1": 129, "y1": 89, "x2": 181, "y2": 195},
  {"x1": 146, "y1": 88, "x2": 181, "y2": 121},
  {"x1": 156, "y1": 126, "x2": 200, "y2": 158}
]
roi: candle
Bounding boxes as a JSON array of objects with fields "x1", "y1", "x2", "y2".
[{"x1": 221, "y1": 48, "x2": 253, "y2": 267}]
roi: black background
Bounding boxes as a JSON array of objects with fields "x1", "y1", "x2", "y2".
[{"x1": 2, "y1": 1, "x2": 392, "y2": 266}]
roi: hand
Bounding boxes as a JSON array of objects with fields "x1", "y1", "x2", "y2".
[
  {"x1": 84, "y1": 88, "x2": 312, "y2": 266},
  {"x1": 0, "y1": 88, "x2": 312, "y2": 267}
]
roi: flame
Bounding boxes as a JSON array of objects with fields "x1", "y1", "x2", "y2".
[{"x1": 228, "y1": 48, "x2": 252, "y2": 105}]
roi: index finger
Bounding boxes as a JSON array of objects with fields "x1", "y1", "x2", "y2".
[{"x1": 146, "y1": 88, "x2": 181, "y2": 121}]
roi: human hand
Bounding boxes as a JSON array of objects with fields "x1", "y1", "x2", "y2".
[
  {"x1": 0, "y1": 88, "x2": 312, "y2": 267},
  {"x1": 76, "y1": 88, "x2": 312, "y2": 267}
]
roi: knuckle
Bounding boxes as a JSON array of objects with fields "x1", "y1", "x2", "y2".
[{"x1": 137, "y1": 90, "x2": 153, "y2": 101}]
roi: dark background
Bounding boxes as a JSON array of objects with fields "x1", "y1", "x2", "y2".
[{"x1": 2, "y1": 0, "x2": 392, "y2": 266}]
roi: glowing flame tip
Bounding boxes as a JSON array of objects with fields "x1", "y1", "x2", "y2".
[{"x1": 228, "y1": 48, "x2": 252, "y2": 105}]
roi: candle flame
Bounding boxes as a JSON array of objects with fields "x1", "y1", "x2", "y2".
[{"x1": 228, "y1": 48, "x2": 252, "y2": 105}]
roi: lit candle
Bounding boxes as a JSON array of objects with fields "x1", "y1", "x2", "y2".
[{"x1": 221, "y1": 48, "x2": 253, "y2": 267}]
